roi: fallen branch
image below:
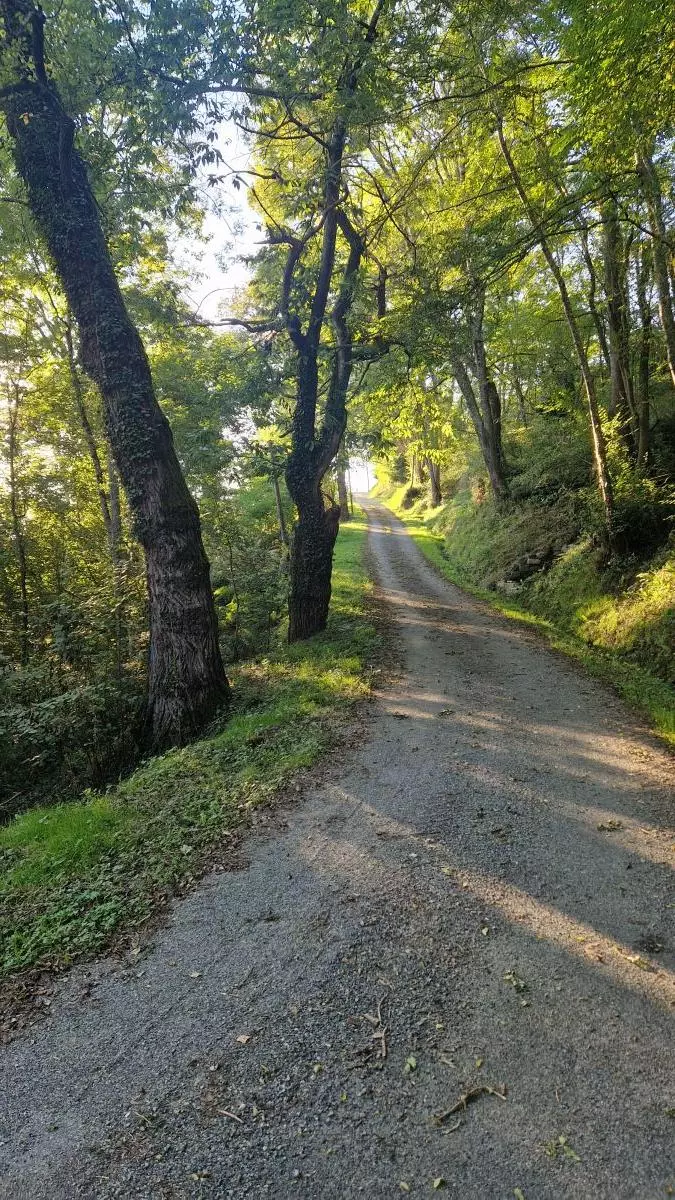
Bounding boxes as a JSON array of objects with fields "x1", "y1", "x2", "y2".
[{"x1": 433, "y1": 1084, "x2": 507, "y2": 1125}]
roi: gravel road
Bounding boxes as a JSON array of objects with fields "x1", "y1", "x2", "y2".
[{"x1": 1, "y1": 498, "x2": 674, "y2": 1200}]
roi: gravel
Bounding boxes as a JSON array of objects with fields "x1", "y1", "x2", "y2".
[{"x1": 1, "y1": 498, "x2": 673, "y2": 1199}]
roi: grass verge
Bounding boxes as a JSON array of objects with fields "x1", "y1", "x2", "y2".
[
  {"x1": 381, "y1": 500, "x2": 675, "y2": 747},
  {"x1": 0, "y1": 516, "x2": 378, "y2": 981}
]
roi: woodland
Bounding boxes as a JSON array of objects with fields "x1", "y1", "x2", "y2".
[{"x1": 1, "y1": 0, "x2": 674, "y2": 840}]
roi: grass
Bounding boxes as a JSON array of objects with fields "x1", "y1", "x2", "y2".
[
  {"x1": 0, "y1": 516, "x2": 378, "y2": 979},
  {"x1": 380, "y1": 492, "x2": 675, "y2": 747}
]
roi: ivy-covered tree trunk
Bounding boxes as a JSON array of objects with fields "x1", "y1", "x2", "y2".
[
  {"x1": 287, "y1": 483, "x2": 341, "y2": 641},
  {"x1": 0, "y1": 11, "x2": 229, "y2": 745},
  {"x1": 285, "y1": 331, "x2": 351, "y2": 641}
]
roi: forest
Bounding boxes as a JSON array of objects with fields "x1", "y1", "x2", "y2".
[{"x1": 1, "y1": 0, "x2": 674, "y2": 960}]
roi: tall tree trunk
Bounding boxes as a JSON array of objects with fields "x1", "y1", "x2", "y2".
[
  {"x1": 286, "y1": 480, "x2": 341, "y2": 641},
  {"x1": 0, "y1": 7, "x2": 229, "y2": 744},
  {"x1": 579, "y1": 227, "x2": 611, "y2": 371},
  {"x1": 272, "y1": 471, "x2": 290, "y2": 548},
  {"x1": 451, "y1": 357, "x2": 508, "y2": 500},
  {"x1": 7, "y1": 385, "x2": 29, "y2": 666},
  {"x1": 601, "y1": 199, "x2": 636, "y2": 457},
  {"x1": 512, "y1": 373, "x2": 528, "y2": 426},
  {"x1": 280, "y1": 1, "x2": 384, "y2": 641},
  {"x1": 637, "y1": 150, "x2": 675, "y2": 388},
  {"x1": 426, "y1": 458, "x2": 442, "y2": 506},
  {"x1": 635, "y1": 241, "x2": 653, "y2": 470},
  {"x1": 497, "y1": 123, "x2": 615, "y2": 539},
  {"x1": 283, "y1": 161, "x2": 365, "y2": 641},
  {"x1": 449, "y1": 289, "x2": 508, "y2": 500}
]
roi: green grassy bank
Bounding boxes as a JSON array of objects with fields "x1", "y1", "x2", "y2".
[
  {"x1": 377, "y1": 484, "x2": 674, "y2": 746},
  {"x1": 0, "y1": 517, "x2": 378, "y2": 980}
]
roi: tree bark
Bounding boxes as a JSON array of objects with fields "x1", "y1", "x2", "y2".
[
  {"x1": 512, "y1": 373, "x2": 528, "y2": 426},
  {"x1": 65, "y1": 319, "x2": 117, "y2": 548},
  {"x1": 287, "y1": 491, "x2": 341, "y2": 641},
  {"x1": 279, "y1": 1, "x2": 384, "y2": 640},
  {"x1": 579, "y1": 227, "x2": 611, "y2": 372},
  {"x1": 0, "y1": 6, "x2": 229, "y2": 744},
  {"x1": 450, "y1": 288, "x2": 508, "y2": 500}
]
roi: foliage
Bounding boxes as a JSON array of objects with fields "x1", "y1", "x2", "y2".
[{"x1": 0, "y1": 518, "x2": 377, "y2": 977}]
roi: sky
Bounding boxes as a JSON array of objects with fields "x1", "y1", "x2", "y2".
[{"x1": 179, "y1": 121, "x2": 260, "y2": 322}]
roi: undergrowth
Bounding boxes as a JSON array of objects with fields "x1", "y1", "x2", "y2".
[{"x1": 0, "y1": 517, "x2": 377, "y2": 979}]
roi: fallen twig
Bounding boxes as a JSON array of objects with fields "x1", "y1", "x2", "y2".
[
  {"x1": 218, "y1": 1109, "x2": 244, "y2": 1123},
  {"x1": 433, "y1": 1084, "x2": 507, "y2": 1124}
]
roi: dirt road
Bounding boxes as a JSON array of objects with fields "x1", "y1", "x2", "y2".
[{"x1": 1, "y1": 499, "x2": 674, "y2": 1199}]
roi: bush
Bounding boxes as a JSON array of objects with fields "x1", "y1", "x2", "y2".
[
  {"x1": 0, "y1": 679, "x2": 144, "y2": 820},
  {"x1": 400, "y1": 485, "x2": 423, "y2": 509}
]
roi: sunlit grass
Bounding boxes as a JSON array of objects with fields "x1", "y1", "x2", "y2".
[{"x1": 0, "y1": 516, "x2": 378, "y2": 978}]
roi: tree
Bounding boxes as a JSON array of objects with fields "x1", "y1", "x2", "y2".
[
  {"x1": 242, "y1": 0, "x2": 392, "y2": 639},
  {"x1": 0, "y1": 0, "x2": 229, "y2": 745}
]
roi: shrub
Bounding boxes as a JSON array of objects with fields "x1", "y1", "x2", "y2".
[{"x1": 0, "y1": 679, "x2": 144, "y2": 820}]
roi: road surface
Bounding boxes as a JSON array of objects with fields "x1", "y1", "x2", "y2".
[{"x1": 1, "y1": 498, "x2": 673, "y2": 1198}]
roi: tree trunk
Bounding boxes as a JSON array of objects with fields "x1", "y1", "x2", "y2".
[
  {"x1": 287, "y1": 489, "x2": 341, "y2": 641},
  {"x1": 579, "y1": 227, "x2": 611, "y2": 371},
  {"x1": 274, "y1": 3, "x2": 381, "y2": 640},
  {"x1": 450, "y1": 290, "x2": 508, "y2": 501},
  {"x1": 0, "y1": 19, "x2": 229, "y2": 745},
  {"x1": 7, "y1": 385, "x2": 29, "y2": 666},
  {"x1": 497, "y1": 123, "x2": 615, "y2": 539},
  {"x1": 512, "y1": 373, "x2": 528, "y2": 426},
  {"x1": 336, "y1": 450, "x2": 351, "y2": 520},
  {"x1": 601, "y1": 200, "x2": 636, "y2": 457},
  {"x1": 637, "y1": 150, "x2": 675, "y2": 388},
  {"x1": 272, "y1": 472, "x2": 290, "y2": 548},
  {"x1": 426, "y1": 458, "x2": 442, "y2": 506},
  {"x1": 452, "y1": 357, "x2": 509, "y2": 500},
  {"x1": 635, "y1": 241, "x2": 653, "y2": 470},
  {"x1": 283, "y1": 164, "x2": 365, "y2": 641},
  {"x1": 65, "y1": 319, "x2": 117, "y2": 548}
]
